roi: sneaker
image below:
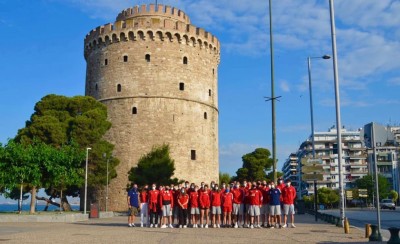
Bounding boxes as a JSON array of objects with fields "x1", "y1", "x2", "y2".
[
  {"x1": 234, "y1": 223, "x2": 238, "y2": 228},
  {"x1": 169, "y1": 224, "x2": 174, "y2": 228},
  {"x1": 213, "y1": 224, "x2": 216, "y2": 228},
  {"x1": 250, "y1": 225, "x2": 254, "y2": 229},
  {"x1": 279, "y1": 225, "x2": 282, "y2": 229},
  {"x1": 282, "y1": 224, "x2": 287, "y2": 228},
  {"x1": 269, "y1": 225, "x2": 275, "y2": 229},
  {"x1": 161, "y1": 225, "x2": 167, "y2": 229},
  {"x1": 291, "y1": 224, "x2": 296, "y2": 228},
  {"x1": 183, "y1": 225, "x2": 187, "y2": 228},
  {"x1": 128, "y1": 224, "x2": 132, "y2": 227},
  {"x1": 179, "y1": 225, "x2": 182, "y2": 228},
  {"x1": 150, "y1": 224, "x2": 153, "y2": 228},
  {"x1": 132, "y1": 224, "x2": 136, "y2": 227},
  {"x1": 257, "y1": 225, "x2": 261, "y2": 228},
  {"x1": 140, "y1": 223, "x2": 143, "y2": 228},
  {"x1": 205, "y1": 224, "x2": 208, "y2": 228},
  {"x1": 200, "y1": 224, "x2": 203, "y2": 228},
  {"x1": 217, "y1": 224, "x2": 220, "y2": 228},
  {"x1": 194, "y1": 224, "x2": 198, "y2": 228}
]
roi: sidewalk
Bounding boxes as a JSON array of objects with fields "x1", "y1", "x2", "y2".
[{"x1": 0, "y1": 213, "x2": 374, "y2": 243}]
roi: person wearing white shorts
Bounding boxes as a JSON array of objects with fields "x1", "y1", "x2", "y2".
[
  {"x1": 211, "y1": 206, "x2": 222, "y2": 215},
  {"x1": 282, "y1": 180, "x2": 297, "y2": 228}
]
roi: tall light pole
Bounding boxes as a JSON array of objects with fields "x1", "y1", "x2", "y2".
[
  {"x1": 329, "y1": 0, "x2": 345, "y2": 226},
  {"x1": 307, "y1": 55, "x2": 331, "y2": 221},
  {"x1": 103, "y1": 153, "x2": 110, "y2": 212},
  {"x1": 84, "y1": 147, "x2": 92, "y2": 215},
  {"x1": 308, "y1": 55, "x2": 331, "y2": 159}
]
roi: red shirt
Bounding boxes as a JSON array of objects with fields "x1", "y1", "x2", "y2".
[
  {"x1": 211, "y1": 191, "x2": 221, "y2": 207},
  {"x1": 172, "y1": 189, "x2": 180, "y2": 205},
  {"x1": 178, "y1": 194, "x2": 189, "y2": 209},
  {"x1": 221, "y1": 192, "x2": 233, "y2": 208},
  {"x1": 140, "y1": 190, "x2": 148, "y2": 203},
  {"x1": 199, "y1": 190, "x2": 210, "y2": 208},
  {"x1": 148, "y1": 190, "x2": 159, "y2": 211},
  {"x1": 189, "y1": 191, "x2": 199, "y2": 208},
  {"x1": 262, "y1": 187, "x2": 270, "y2": 204},
  {"x1": 248, "y1": 188, "x2": 263, "y2": 205},
  {"x1": 232, "y1": 188, "x2": 244, "y2": 204},
  {"x1": 159, "y1": 190, "x2": 174, "y2": 208},
  {"x1": 282, "y1": 186, "x2": 296, "y2": 204}
]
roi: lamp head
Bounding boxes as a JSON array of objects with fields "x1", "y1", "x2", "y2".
[{"x1": 322, "y1": 55, "x2": 331, "y2": 59}]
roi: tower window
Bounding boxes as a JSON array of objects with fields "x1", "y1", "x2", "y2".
[
  {"x1": 117, "y1": 84, "x2": 122, "y2": 92},
  {"x1": 105, "y1": 59, "x2": 108, "y2": 66},
  {"x1": 145, "y1": 54, "x2": 151, "y2": 62},
  {"x1": 204, "y1": 112, "x2": 207, "y2": 120},
  {"x1": 183, "y1": 56, "x2": 188, "y2": 65},
  {"x1": 123, "y1": 55, "x2": 128, "y2": 62},
  {"x1": 212, "y1": 68, "x2": 214, "y2": 75},
  {"x1": 179, "y1": 82, "x2": 185, "y2": 91},
  {"x1": 132, "y1": 107, "x2": 137, "y2": 114},
  {"x1": 209, "y1": 89, "x2": 211, "y2": 96},
  {"x1": 191, "y1": 150, "x2": 196, "y2": 160},
  {"x1": 95, "y1": 83, "x2": 98, "y2": 91}
]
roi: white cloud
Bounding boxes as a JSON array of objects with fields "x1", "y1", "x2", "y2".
[{"x1": 279, "y1": 80, "x2": 290, "y2": 92}]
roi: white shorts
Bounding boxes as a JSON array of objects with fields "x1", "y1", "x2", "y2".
[
  {"x1": 211, "y1": 206, "x2": 221, "y2": 215},
  {"x1": 247, "y1": 205, "x2": 260, "y2": 217},
  {"x1": 261, "y1": 204, "x2": 269, "y2": 215},
  {"x1": 190, "y1": 207, "x2": 200, "y2": 215},
  {"x1": 162, "y1": 204, "x2": 172, "y2": 216},
  {"x1": 233, "y1": 203, "x2": 244, "y2": 215},
  {"x1": 269, "y1": 205, "x2": 281, "y2": 216},
  {"x1": 283, "y1": 204, "x2": 295, "y2": 215}
]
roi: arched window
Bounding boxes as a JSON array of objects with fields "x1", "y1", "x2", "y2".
[
  {"x1": 105, "y1": 59, "x2": 108, "y2": 66},
  {"x1": 183, "y1": 56, "x2": 188, "y2": 65},
  {"x1": 117, "y1": 84, "x2": 122, "y2": 92},
  {"x1": 132, "y1": 107, "x2": 137, "y2": 115},
  {"x1": 204, "y1": 112, "x2": 207, "y2": 120},
  {"x1": 191, "y1": 150, "x2": 196, "y2": 160},
  {"x1": 145, "y1": 54, "x2": 151, "y2": 62},
  {"x1": 123, "y1": 55, "x2": 128, "y2": 62},
  {"x1": 209, "y1": 89, "x2": 212, "y2": 97},
  {"x1": 95, "y1": 83, "x2": 98, "y2": 91},
  {"x1": 179, "y1": 82, "x2": 185, "y2": 91}
]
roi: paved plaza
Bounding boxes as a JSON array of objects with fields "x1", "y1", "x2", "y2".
[{"x1": 0, "y1": 213, "x2": 375, "y2": 243}]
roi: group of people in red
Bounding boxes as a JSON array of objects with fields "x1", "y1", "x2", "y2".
[{"x1": 127, "y1": 178, "x2": 297, "y2": 229}]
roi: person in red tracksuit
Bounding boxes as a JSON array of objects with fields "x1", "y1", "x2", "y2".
[
  {"x1": 148, "y1": 183, "x2": 160, "y2": 228},
  {"x1": 232, "y1": 182, "x2": 244, "y2": 228},
  {"x1": 211, "y1": 185, "x2": 222, "y2": 228},
  {"x1": 221, "y1": 186, "x2": 233, "y2": 227},
  {"x1": 282, "y1": 179, "x2": 297, "y2": 228},
  {"x1": 199, "y1": 185, "x2": 210, "y2": 228},
  {"x1": 159, "y1": 186, "x2": 174, "y2": 228},
  {"x1": 177, "y1": 188, "x2": 189, "y2": 228},
  {"x1": 261, "y1": 183, "x2": 271, "y2": 227},
  {"x1": 139, "y1": 185, "x2": 149, "y2": 227}
]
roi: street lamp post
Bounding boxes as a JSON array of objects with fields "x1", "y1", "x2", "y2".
[
  {"x1": 103, "y1": 153, "x2": 110, "y2": 213},
  {"x1": 329, "y1": 0, "x2": 345, "y2": 226},
  {"x1": 306, "y1": 55, "x2": 330, "y2": 221},
  {"x1": 84, "y1": 147, "x2": 91, "y2": 215}
]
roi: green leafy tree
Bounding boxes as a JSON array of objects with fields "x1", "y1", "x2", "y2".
[
  {"x1": 15, "y1": 94, "x2": 119, "y2": 208},
  {"x1": 389, "y1": 190, "x2": 398, "y2": 203},
  {"x1": 219, "y1": 172, "x2": 232, "y2": 185},
  {"x1": 128, "y1": 144, "x2": 179, "y2": 186},
  {"x1": 266, "y1": 171, "x2": 284, "y2": 182},
  {"x1": 235, "y1": 148, "x2": 273, "y2": 182},
  {"x1": 318, "y1": 187, "x2": 339, "y2": 209},
  {"x1": 355, "y1": 174, "x2": 390, "y2": 201}
]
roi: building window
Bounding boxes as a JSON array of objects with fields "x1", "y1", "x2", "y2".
[
  {"x1": 204, "y1": 112, "x2": 207, "y2": 119},
  {"x1": 212, "y1": 68, "x2": 214, "y2": 75},
  {"x1": 209, "y1": 89, "x2": 212, "y2": 97},
  {"x1": 145, "y1": 54, "x2": 151, "y2": 62},
  {"x1": 132, "y1": 107, "x2": 137, "y2": 114},
  {"x1": 191, "y1": 150, "x2": 196, "y2": 160},
  {"x1": 179, "y1": 82, "x2": 185, "y2": 91},
  {"x1": 183, "y1": 56, "x2": 188, "y2": 65},
  {"x1": 123, "y1": 55, "x2": 128, "y2": 62},
  {"x1": 105, "y1": 59, "x2": 108, "y2": 66},
  {"x1": 117, "y1": 84, "x2": 122, "y2": 92},
  {"x1": 95, "y1": 83, "x2": 98, "y2": 91}
]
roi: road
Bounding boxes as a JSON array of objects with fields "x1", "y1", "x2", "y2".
[{"x1": 320, "y1": 207, "x2": 400, "y2": 240}]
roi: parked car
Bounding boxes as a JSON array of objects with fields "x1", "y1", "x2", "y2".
[{"x1": 380, "y1": 199, "x2": 396, "y2": 210}]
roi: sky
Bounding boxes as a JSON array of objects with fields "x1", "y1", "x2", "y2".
[{"x1": 1, "y1": 0, "x2": 400, "y2": 182}]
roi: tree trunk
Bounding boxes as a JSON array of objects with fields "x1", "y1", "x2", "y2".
[
  {"x1": 61, "y1": 195, "x2": 72, "y2": 211},
  {"x1": 30, "y1": 186, "x2": 37, "y2": 214},
  {"x1": 18, "y1": 183, "x2": 23, "y2": 214}
]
